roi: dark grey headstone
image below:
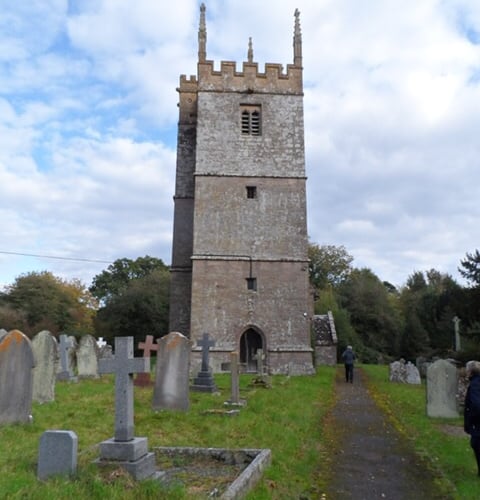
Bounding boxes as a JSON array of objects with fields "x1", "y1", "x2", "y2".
[
  {"x1": 37, "y1": 430, "x2": 78, "y2": 480},
  {"x1": 191, "y1": 332, "x2": 217, "y2": 393},
  {"x1": 0, "y1": 330, "x2": 35, "y2": 424},
  {"x1": 57, "y1": 334, "x2": 76, "y2": 381}
]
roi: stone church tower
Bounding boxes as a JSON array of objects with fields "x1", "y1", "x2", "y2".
[{"x1": 169, "y1": 4, "x2": 314, "y2": 375}]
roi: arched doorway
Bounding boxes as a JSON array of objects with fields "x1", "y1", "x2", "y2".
[{"x1": 240, "y1": 328, "x2": 264, "y2": 372}]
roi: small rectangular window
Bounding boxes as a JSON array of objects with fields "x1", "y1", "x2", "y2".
[
  {"x1": 246, "y1": 277, "x2": 257, "y2": 291},
  {"x1": 246, "y1": 186, "x2": 257, "y2": 199}
]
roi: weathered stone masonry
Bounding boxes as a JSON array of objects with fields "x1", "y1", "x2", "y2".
[{"x1": 169, "y1": 4, "x2": 314, "y2": 375}]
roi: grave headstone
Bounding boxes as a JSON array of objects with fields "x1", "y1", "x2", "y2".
[
  {"x1": 405, "y1": 362, "x2": 421, "y2": 384},
  {"x1": 76, "y1": 334, "x2": 99, "y2": 378},
  {"x1": 37, "y1": 430, "x2": 78, "y2": 480},
  {"x1": 453, "y1": 316, "x2": 461, "y2": 351},
  {"x1": 191, "y1": 333, "x2": 217, "y2": 393},
  {"x1": 0, "y1": 329, "x2": 7, "y2": 339},
  {"x1": 0, "y1": 330, "x2": 35, "y2": 424},
  {"x1": 97, "y1": 337, "x2": 107, "y2": 348},
  {"x1": 152, "y1": 332, "x2": 191, "y2": 411},
  {"x1": 389, "y1": 359, "x2": 421, "y2": 384},
  {"x1": 251, "y1": 349, "x2": 272, "y2": 388},
  {"x1": 32, "y1": 330, "x2": 58, "y2": 403},
  {"x1": 254, "y1": 349, "x2": 265, "y2": 375},
  {"x1": 426, "y1": 359, "x2": 459, "y2": 418},
  {"x1": 57, "y1": 334, "x2": 77, "y2": 381},
  {"x1": 134, "y1": 335, "x2": 158, "y2": 387},
  {"x1": 96, "y1": 336, "x2": 158, "y2": 480},
  {"x1": 225, "y1": 351, "x2": 246, "y2": 407}
]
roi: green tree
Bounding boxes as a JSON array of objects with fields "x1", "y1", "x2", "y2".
[
  {"x1": 2, "y1": 271, "x2": 96, "y2": 337},
  {"x1": 308, "y1": 243, "x2": 353, "y2": 291},
  {"x1": 459, "y1": 249, "x2": 480, "y2": 287},
  {"x1": 90, "y1": 255, "x2": 168, "y2": 304},
  {"x1": 338, "y1": 268, "x2": 403, "y2": 358},
  {"x1": 91, "y1": 257, "x2": 170, "y2": 348},
  {"x1": 399, "y1": 269, "x2": 464, "y2": 357}
]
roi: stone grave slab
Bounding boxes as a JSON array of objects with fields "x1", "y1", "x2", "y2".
[{"x1": 154, "y1": 446, "x2": 271, "y2": 498}]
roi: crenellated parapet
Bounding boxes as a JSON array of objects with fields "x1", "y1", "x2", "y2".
[{"x1": 196, "y1": 60, "x2": 302, "y2": 94}]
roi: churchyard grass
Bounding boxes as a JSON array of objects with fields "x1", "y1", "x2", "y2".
[
  {"x1": 0, "y1": 367, "x2": 336, "y2": 499},
  {"x1": 362, "y1": 364, "x2": 477, "y2": 499}
]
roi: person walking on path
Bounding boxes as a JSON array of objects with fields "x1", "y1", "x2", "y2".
[
  {"x1": 341, "y1": 345, "x2": 356, "y2": 383},
  {"x1": 464, "y1": 360, "x2": 480, "y2": 476}
]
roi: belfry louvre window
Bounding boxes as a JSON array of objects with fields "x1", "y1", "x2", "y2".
[{"x1": 240, "y1": 105, "x2": 261, "y2": 136}]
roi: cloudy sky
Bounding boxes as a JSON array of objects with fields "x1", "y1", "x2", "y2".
[{"x1": 1, "y1": 0, "x2": 479, "y2": 291}]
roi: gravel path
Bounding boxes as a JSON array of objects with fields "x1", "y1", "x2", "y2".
[{"x1": 325, "y1": 367, "x2": 453, "y2": 500}]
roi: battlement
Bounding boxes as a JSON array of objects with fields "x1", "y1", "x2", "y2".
[
  {"x1": 178, "y1": 75, "x2": 198, "y2": 93},
  {"x1": 196, "y1": 60, "x2": 302, "y2": 94}
]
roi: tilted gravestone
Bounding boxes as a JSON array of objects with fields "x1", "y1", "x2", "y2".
[
  {"x1": 32, "y1": 330, "x2": 58, "y2": 403},
  {"x1": 191, "y1": 332, "x2": 217, "y2": 393},
  {"x1": 96, "y1": 336, "x2": 157, "y2": 480},
  {"x1": 134, "y1": 335, "x2": 158, "y2": 387},
  {"x1": 76, "y1": 334, "x2": 99, "y2": 378},
  {"x1": 426, "y1": 359, "x2": 459, "y2": 418},
  {"x1": 0, "y1": 330, "x2": 35, "y2": 424},
  {"x1": 57, "y1": 334, "x2": 77, "y2": 381},
  {"x1": 37, "y1": 430, "x2": 78, "y2": 480},
  {"x1": 152, "y1": 332, "x2": 191, "y2": 411}
]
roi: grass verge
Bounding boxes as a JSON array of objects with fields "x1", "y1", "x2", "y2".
[
  {"x1": 0, "y1": 367, "x2": 336, "y2": 499},
  {"x1": 362, "y1": 364, "x2": 478, "y2": 500}
]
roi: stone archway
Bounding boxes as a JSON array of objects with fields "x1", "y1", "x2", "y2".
[{"x1": 239, "y1": 328, "x2": 264, "y2": 372}]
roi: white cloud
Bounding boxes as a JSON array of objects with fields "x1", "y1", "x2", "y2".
[{"x1": 1, "y1": 0, "x2": 480, "y2": 291}]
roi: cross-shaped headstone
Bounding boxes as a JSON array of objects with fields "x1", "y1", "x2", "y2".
[
  {"x1": 230, "y1": 351, "x2": 240, "y2": 403},
  {"x1": 59, "y1": 334, "x2": 73, "y2": 373},
  {"x1": 197, "y1": 332, "x2": 215, "y2": 372},
  {"x1": 452, "y1": 316, "x2": 461, "y2": 351},
  {"x1": 97, "y1": 337, "x2": 107, "y2": 348},
  {"x1": 134, "y1": 335, "x2": 158, "y2": 387},
  {"x1": 98, "y1": 337, "x2": 149, "y2": 442},
  {"x1": 138, "y1": 335, "x2": 158, "y2": 357}
]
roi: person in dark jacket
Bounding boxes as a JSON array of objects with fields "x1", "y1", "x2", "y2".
[
  {"x1": 341, "y1": 345, "x2": 356, "y2": 383},
  {"x1": 464, "y1": 360, "x2": 480, "y2": 476}
]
